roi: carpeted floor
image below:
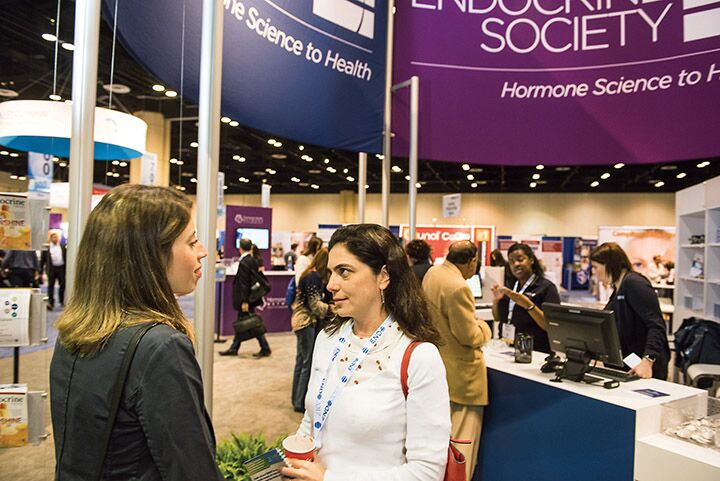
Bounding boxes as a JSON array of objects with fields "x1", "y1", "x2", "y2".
[{"x1": 0, "y1": 322, "x2": 302, "y2": 480}]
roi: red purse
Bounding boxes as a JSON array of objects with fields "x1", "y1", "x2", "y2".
[{"x1": 401, "y1": 341, "x2": 468, "y2": 481}]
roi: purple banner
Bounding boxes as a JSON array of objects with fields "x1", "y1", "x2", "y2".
[{"x1": 393, "y1": 1, "x2": 720, "y2": 165}]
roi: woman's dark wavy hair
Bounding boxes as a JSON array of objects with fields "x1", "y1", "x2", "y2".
[
  {"x1": 326, "y1": 224, "x2": 441, "y2": 345},
  {"x1": 507, "y1": 243, "x2": 544, "y2": 279}
]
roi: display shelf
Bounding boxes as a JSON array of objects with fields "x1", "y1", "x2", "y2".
[{"x1": 680, "y1": 244, "x2": 705, "y2": 248}]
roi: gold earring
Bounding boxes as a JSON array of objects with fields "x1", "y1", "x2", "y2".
[{"x1": 380, "y1": 288, "x2": 385, "y2": 304}]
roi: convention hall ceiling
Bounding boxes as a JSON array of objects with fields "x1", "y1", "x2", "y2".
[{"x1": 1, "y1": 0, "x2": 718, "y2": 195}]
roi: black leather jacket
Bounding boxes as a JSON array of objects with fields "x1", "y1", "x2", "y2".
[{"x1": 50, "y1": 324, "x2": 223, "y2": 480}]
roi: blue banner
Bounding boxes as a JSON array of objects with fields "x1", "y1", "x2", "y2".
[{"x1": 105, "y1": 0, "x2": 387, "y2": 152}]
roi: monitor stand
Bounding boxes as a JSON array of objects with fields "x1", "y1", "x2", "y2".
[{"x1": 551, "y1": 347, "x2": 594, "y2": 383}]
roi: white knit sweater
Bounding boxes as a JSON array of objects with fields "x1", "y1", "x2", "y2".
[{"x1": 298, "y1": 322, "x2": 451, "y2": 481}]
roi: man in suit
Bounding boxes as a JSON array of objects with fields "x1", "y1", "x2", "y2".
[
  {"x1": 422, "y1": 240, "x2": 492, "y2": 481},
  {"x1": 220, "y1": 238, "x2": 272, "y2": 357},
  {"x1": 41, "y1": 232, "x2": 67, "y2": 310}
]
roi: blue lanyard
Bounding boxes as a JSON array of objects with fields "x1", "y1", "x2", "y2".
[
  {"x1": 313, "y1": 315, "x2": 394, "y2": 448},
  {"x1": 508, "y1": 274, "x2": 536, "y2": 322}
]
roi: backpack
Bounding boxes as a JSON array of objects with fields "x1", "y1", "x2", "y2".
[
  {"x1": 401, "y1": 341, "x2": 468, "y2": 481},
  {"x1": 286, "y1": 277, "x2": 297, "y2": 311}
]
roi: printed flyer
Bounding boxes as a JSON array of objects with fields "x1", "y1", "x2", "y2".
[
  {"x1": 0, "y1": 289, "x2": 31, "y2": 347},
  {"x1": 0, "y1": 193, "x2": 31, "y2": 250},
  {"x1": 0, "y1": 384, "x2": 28, "y2": 448}
]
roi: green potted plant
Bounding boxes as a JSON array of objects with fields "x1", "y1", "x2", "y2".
[{"x1": 216, "y1": 433, "x2": 284, "y2": 480}]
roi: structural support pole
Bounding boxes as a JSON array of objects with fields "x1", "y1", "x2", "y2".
[
  {"x1": 358, "y1": 152, "x2": 367, "y2": 223},
  {"x1": 408, "y1": 76, "x2": 419, "y2": 240},
  {"x1": 381, "y1": 0, "x2": 395, "y2": 228},
  {"x1": 66, "y1": 0, "x2": 101, "y2": 299},
  {"x1": 195, "y1": 0, "x2": 224, "y2": 414}
]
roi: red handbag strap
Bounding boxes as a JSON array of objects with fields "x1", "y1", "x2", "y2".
[{"x1": 401, "y1": 340, "x2": 423, "y2": 399}]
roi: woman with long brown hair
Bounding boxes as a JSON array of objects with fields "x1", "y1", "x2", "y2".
[
  {"x1": 50, "y1": 184, "x2": 223, "y2": 480},
  {"x1": 291, "y1": 247, "x2": 331, "y2": 412},
  {"x1": 282, "y1": 224, "x2": 450, "y2": 481}
]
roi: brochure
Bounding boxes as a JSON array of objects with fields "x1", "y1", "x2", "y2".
[
  {"x1": 0, "y1": 384, "x2": 28, "y2": 447},
  {"x1": 242, "y1": 448, "x2": 289, "y2": 481}
]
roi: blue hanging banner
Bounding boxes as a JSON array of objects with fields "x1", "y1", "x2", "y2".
[{"x1": 104, "y1": 0, "x2": 387, "y2": 153}]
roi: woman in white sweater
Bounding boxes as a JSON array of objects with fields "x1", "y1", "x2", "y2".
[{"x1": 282, "y1": 224, "x2": 451, "y2": 481}]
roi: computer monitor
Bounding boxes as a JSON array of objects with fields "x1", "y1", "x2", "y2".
[
  {"x1": 543, "y1": 303, "x2": 624, "y2": 382},
  {"x1": 466, "y1": 274, "x2": 483, "y2": 299},
  {"x1": 236, "y1": 228, "x2": 269, "y2": 250}
]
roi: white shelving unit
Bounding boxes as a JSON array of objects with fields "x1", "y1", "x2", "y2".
[{"x1": 674, "y1": 175, "x2": 720, "y2": 330}]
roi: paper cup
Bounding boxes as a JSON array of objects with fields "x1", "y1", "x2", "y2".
[{"x1": 282, "y1": 434, "x2": 315, "y2": 461}]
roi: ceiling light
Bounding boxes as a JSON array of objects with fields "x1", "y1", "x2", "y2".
[
  {"x1": 271, "y1": 153, "x2": 287, "y2": 159},
  {"x1": 262, "y1": 179, "x2": 268, "y2": 183},
  {"x1": 152, "y1": 84, "x2": 165, "y2": 92},
  {"x1": 405, "y1": 175, "x2": 411, "y2": 181},
  {"x1": 467, "y1": 174, "x2": 474, "y2": 180},
  {"x1": 59, "y1": 161, "x2": 67, "y2": 167},
  {"x1": 299, "y1": 182, "x2": 310, "y2": 187},
  {"x1": 10, "y1": 175, "x2": 18, "y2": 179},
  {"x1": 697, "y1": 161, "x2": 710, "y2": 168},
  {"x1": 112, "y1": 172, "x2": 120, "y2": 178},
  {"x1": 471, "y1": 182, "x2": 478, "y2": 188},
  {"x1": 660, "y1": 165, "x2": 677, "y2": 171},
  {"x1": 274, "y1": 142, "x2": 282, "y2": 147},
  {"x1": 346, "y1": 176, "x2": 355, "y2": 182},
  {"x1": 535, "y1": 164, "x2": 544, "y2": 170},
  {"x1": 392, "y1": 165, "x2": 402, "y2": 173},
  {"x1": 170, "y1": 158, "x2": 177, "y2": 164},
  {"x1": 416, "y1": 182, "x2": 422, "y2": 188},
  {"x1": 42, "y1": 33, "x2": 57, "y2": 42},
  {"x1": 232, "y1": 154, "x2": 240, "y2": 160},
  {"x1": 676, "y1": 172, "x2": 687, "y2": 179},
  {"x1": 112, "y1": 160, "x2": 119, "y2": 165},
  {"x1": 529, "y1": 182, "x2": 537, "y2": 188},
  {"x1": 365, "y1": 184, "x2": 369, "y2": 189},
  {"x1": 376, "y1": 154, "x2": 384, "y2": 160},
  {"x1": 308, "y1": 169, "x2": 321, "y2": 174},
  {"x1": 532, "y1": 173, "x2": 540, "y2": 180},
  {"x1": 0, "y1": 88, "x2": 18, "y2": 98},
  {"x1": 103, "y1": 83, "x2": 130, "y2": 94},
  {"x1": 291, "y1": 177, "x2": 300, "y2": 182},
  {"x1": 222, "y1": 185, "x2": 227, "y2": 190},
  {"x1": 555, "y1": 166, "x2": 571, "y2": 171},
  {"x1": 165, "y1": 90, "x2": 178, "y2": 98},
  {"x1": 190, "y1": 141, "x2": 198, "y2": 148},
  {"x1": 343, "y1": 168, "x2": 349, "y2": 174},
  {"x1": 600, "y1": 172, "x2": 611, "y2": 179},
  {"x1": 221, "y1": 116, "x2": 231, "y2": 123},
  {"x1": 266, "y1": 168, "x2": 276, "y2": 175},
  {"x1": 176, "y1": 160, "x2": 184, "y2": 166},
  {"x1": 655, "y1": 181, "x2": 665, "y2": 187},
  {"x1": 49, "y1": 94, "x2": 62, "y2": 101},
  {"x1": 299, "y1": 145, "x2": 305, "y2": 151},
  {"x1": 590, "y1": 181, "x2": 600, "y2": 187},
  {"x1": 18, "y1": 176, "x2": 26, "y2": 181},
  {"x1": 61, "y1": 42, "x2": 75, "y2": 51},
  {"x1": 311, "y1": 184, "x2": 319, "y2": 189},
  {"x1": 324, "y1": 158, "x2": 330, "y2": 164},
  {"x1": 190, "y1": 178, "x2": 197, "y2": 183},
  {"x1": 326, "y1": 167, "x2": 336, "y2": 173},
  {"x1": 119, "y1": 161, "x2": 127, "y2": 167},
  {"x1": 614, "y1": 162, "x2": 625, "y2": 169},
  {"x1": 229, "y1": 120, "x2": 239, "y2": 127},
  {"x1": 461, "y1": 164, "x2": 470, "y2": 171},
  {"x1": 0, "y1": 151, "x2": 7, "y2": 155},
  {"x1": 52, "y1": 157, "x2": 59, "y2": 162},
  {"x1": 9, "y1": 153, "x2": 19, "y2": 158},
  {"x1": 268, "y1": 138, "x2": 276, "y2": 144}
]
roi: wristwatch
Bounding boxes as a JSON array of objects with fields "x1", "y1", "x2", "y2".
[{"x1": 643, "y1": 354, "x2": 657, "y2": 363}]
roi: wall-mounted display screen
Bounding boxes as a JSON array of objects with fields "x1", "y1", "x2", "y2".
[{"x1": 236, "y1": 228, "x2": 269, "y2": 250}]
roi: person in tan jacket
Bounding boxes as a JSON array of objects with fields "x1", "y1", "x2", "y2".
[{"x1": 422, "y1": 240, "x2": 492, "y2": 480}]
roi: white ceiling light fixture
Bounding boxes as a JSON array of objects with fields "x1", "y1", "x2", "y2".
[
  {"x1": 42, "y1": 33, "x2": 57, "y2": 42},
  {"x1": 461, "y1": 164, "x2": 470, "y2": 171},
  {"x1": 600, "y1": 172, "x2": 611, "y2": 179},
  {"x1": 152, "y1": 84, "x2": 165, "y2": 92},
  {"x1": 535, "y1": 164, "x2": 545, "y2": 170},
  {"x1": 346, "y1": 176, "x2": 355, "y2": 182},
  {"x1": 405, "y1": 175, "x2": 411, "y2": 181},
  {"x1": 9, "y1": 153, "x2": 19, "y2": 158},
  {"x1": 221, "y1": 116, "x2": 231, "y2": 123},
  {"x1": 311, "y1": 184, "x2": 319, "y2": 189},
  {"x1": 291, "y1": 177, "x2": 300, "y2": 182},
  {"x1": 190, "y1": 141, "x2": 199, "y2": 148},
  {"x1": 165, "y1": 90, "x2": 178, "y2": 98},
  {"x1": 10, "y1": 174, "x2": 18, "y2": 179},
  {"x1": 119, "y1": 161, "x2": 127, "y2": 167},
  {"x1": 467, "y1": 174, "x2": 474, "y2": 180},
  {"x1": 416, "y1": 182, "x2": 422, "y2": 188},
  {"x1": 58, "y1": 161, "x2": 67, "y2": 167},
  {"x1": 697, "y1": 161, "x2": 710, "y2": 168},
  {"x1": 170, "y1": 158, "x2": 178, "y2": 164},
  {"x1": 176, "y1": 160, "x2": 184, "y2": 166},
  {"x1": 111, "y1": 160, "x2": 119, "y2": 165},
  {"x1": 529, "y1": 182, "x2": 537, "y2": 188},
  {"x1": 655, "y1": 181, "x2": 665, "y2": 187},
  {"x1": 676, "y1": 172, "x2": 687, "y2": 179},
  {"x1": 49, "y1": 94, "x2": 62, "y2": 101},
  {"x1": 392, "y1": 165, "x2": 402, "y2": 173},
  {"x1": 590, "y1": 181, "x2": 600, "y2": 187},
  {"x1": 61, "y1": 42, "x2": 75, "y2": 51},
  {"x1": 229, "y1": 121, "x2": 239, "y2": 127},
  {"x1": 614, "y1": 163, "x2": 625, "y2": 169},
  {"x1": 471, "y1": 182, "x2": 478, "y2": 188},
  {"x1": 299, "y1": 145, "x2": 305, "y2": 151},
  {"x1": 102, "y1": 83, "x2": 131, "y2": 94},
  {"x1": 0, "y1": 89, "x2": 19, "y2": 98},
  {"x1": 532, "y1": 173, "x2": 540, "y2": 180}
]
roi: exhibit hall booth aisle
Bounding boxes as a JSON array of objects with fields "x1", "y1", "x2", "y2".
[{"x1": 479, "y1": 343, "x2": 719, "y2": 481}]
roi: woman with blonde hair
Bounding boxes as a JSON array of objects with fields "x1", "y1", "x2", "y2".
[{"x1": 50, "y1": 184, "x2": 223, "y2": 480}]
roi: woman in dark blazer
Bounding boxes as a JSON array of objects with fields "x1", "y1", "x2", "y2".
[{"x1": 590, "y1": 242, "x2": 670, "y2": 379}]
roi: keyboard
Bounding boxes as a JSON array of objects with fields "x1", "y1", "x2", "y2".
[{"x1": 589, "y1": 366, "x2": 639, "y2": 382}]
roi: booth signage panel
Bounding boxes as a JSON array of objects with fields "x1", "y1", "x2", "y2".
[
  {"x1": 27, "y1": 152, "x2": 53, "y2": 200},
  {"x1": 0, "y1": 289, "x2": 31, "y2": 347},
  {"x1": 400, "y1": 224, "x2": 495, "y2": 264},
  {"x1": 0, "y1": 194, "x2": 31, "y2": 250},
  {"x1": 104, "y1": 0, "x2": 388, "y2": 153},
  {"x1": 393, "y1": 1, "x2": 720, "y2": 165}
]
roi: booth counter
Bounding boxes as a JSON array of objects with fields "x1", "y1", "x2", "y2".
[
  {"x1": 219, "y1": 270, "x2": 294, "y2": 336},
  {"x1": 478, "y1": 344, "x2": 719, "y2": 481}
]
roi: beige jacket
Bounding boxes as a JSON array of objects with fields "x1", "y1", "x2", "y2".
[{"x1": 422, "y1": 261, "x2": 492, "y2": 406}]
